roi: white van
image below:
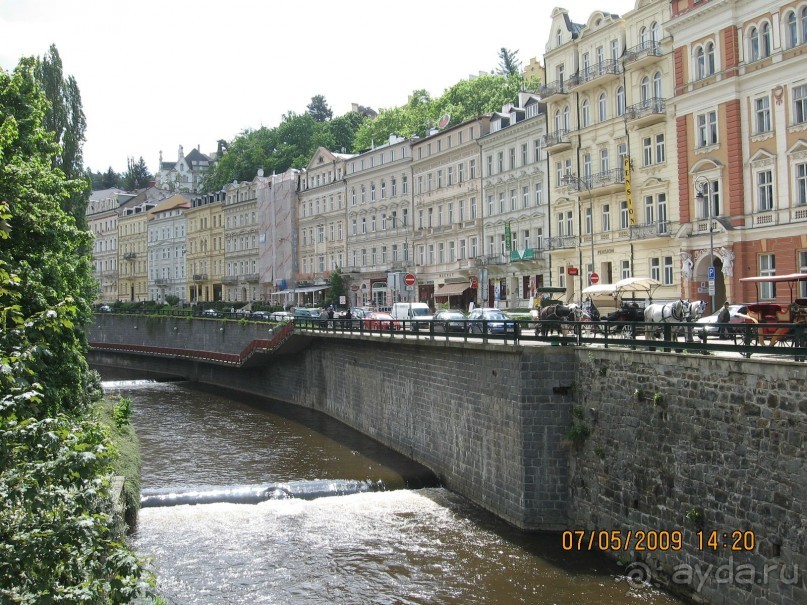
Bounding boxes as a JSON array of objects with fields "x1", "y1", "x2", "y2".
[{"x1": 391, "y1": 302, "x2": 433, "y2": 331}]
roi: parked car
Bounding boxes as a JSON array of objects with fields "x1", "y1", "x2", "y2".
[
  {"x1": 363, "y1": 311, "x2": 401, "y2": 331},
  {"x1": 292, "y1": 307, "x2": 321, "y2": 321},
  {"x1": 695, "y1": 304, "x2": 751, "y2": 339},
  {"x1": 250, "y1": 310, "x2": 271, "y2": 321},
  {"x1": 467, "y1": 308, "x2": 518, "y2": 335},
  {"x1": 268, "y1": 311, "x2": 293, "y2": 322},
  {"x1": 432, "y1": 309, "x2": 467, "y2": 333},
  {"x1": 98, "y1": 304, "x2": 112, "y2": 312},
  {"x1": 202, "y1": 308, "x2": 223, "y2": 318},
  {"x1": 337, "y1": 307, "x2": 367, "y2": 328},
  {"x1": 390, "y1": 302, "x2": 433, "y2": 331}
]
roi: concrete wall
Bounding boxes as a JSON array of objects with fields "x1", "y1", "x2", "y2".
[{"x1": 89, "y1": 315, "x2": 807, "y2": 605}]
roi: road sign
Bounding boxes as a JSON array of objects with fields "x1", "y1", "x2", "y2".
[
  {"x1": 590, "y1": 272, "x2": 600, "y2": 284},
  {"x1": 403, "y1": 273, "x2": 416, "y2": 286},
  {"x1": 567, "y1": 267, "x2": 579, "y2": 276},
  {"x1": 708, "y1": 266, "x2": 715, "y2": 280}
]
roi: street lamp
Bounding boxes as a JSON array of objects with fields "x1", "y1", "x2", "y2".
[
  {"x1": 563, "y1": 174, "x2": 595, "y2": 303},
  {"x1": 694, "y1": 175, "x2": 714, "y2": 313}
]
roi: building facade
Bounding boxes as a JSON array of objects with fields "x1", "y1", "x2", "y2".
[
  {"x1": 147, "y1": 194, "x2": 190, "y2": 303},
  {"x1": 87, "y1": 188, "x2": 136, "y2": 303},
  {"x1": 186, "y1": 190, "x2": 225, "y2": 303}
]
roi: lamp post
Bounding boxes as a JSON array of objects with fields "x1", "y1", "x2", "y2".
[
  {"x1": 694, "y1": 175, "x2": 714, "y2": 313},
  {"x1": 564, "y1": 174, "x2": 595, "y2": 303}
]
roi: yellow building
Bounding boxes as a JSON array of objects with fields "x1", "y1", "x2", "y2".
[{"x1": 187, "y1": 190, "x2": 225, "y2": 303}]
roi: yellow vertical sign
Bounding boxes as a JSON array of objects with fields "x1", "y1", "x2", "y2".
[{"x1": 624, "y1": 157, "x2": 636, "y2": 226}]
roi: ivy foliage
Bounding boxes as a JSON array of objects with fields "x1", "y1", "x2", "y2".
[{"x1": 0, "y1": 59, "x2": 151, "y2": 602}]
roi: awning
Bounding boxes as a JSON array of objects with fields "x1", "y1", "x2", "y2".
[
  {"x1": 270, "y1": 285, "x2": 329, "y2": 296},
  {"x1": 434, "y1": 283, "x2": 469, "y2": 298}
]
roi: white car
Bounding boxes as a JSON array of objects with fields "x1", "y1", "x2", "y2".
[
  {"x1": 268, "y1": 311, "x2": 293, "y2": 322},
  {"x1": 694, "y1": 304, "x2": 750, "y2": 338}
]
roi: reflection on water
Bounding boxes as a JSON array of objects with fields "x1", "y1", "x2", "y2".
[{"x1": 99, "y1": 373, "x2": 684, "y2": 605}]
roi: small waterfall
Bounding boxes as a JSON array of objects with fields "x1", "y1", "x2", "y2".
[{"x1": 141, "y1": 479, "x2": 386, "y2": 508}]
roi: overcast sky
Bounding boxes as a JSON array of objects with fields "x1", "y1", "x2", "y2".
[{"x1": 1, "y1": 0, "x2": 637, "y2": 175}]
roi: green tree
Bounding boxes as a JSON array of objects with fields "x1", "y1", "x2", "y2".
[
  {"x1": 327, "y1": 267, "x2": 347, "y2": 306},
  {"x1": 307, "y1": 94, "x2": 333, "y2": 122},
  {"x1": 497, "y1": 47, "x2": 522, "y2": 76},
  {"x1": 34, "y1": 44, "x2": 89, "y2": 227},
  {"x1": 0, "y1": 60, "x2": 150, "y2": 602},
  {"x1": 122, "y1": 156, "x2": 153, "y2": 190},
  {"x1": 96, "y1": 166, "x2": 121, "y2": 189}
]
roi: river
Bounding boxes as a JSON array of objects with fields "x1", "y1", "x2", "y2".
[{"x1": 100, "y1": 374, "x2": 684, "y2": 605}]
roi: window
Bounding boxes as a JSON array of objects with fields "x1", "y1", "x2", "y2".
[
  {"x1": 650, "y1": 257, "x2": 661, "y2": 282},
  {"x1": 620, "y1": 201, "x2": 629, "y2": 229},
  {"x1": 705, "y1": 42, "x2": 715, "y2": 76},
  {"x1": 598, "y1": 93, "x2": 607, "y2": 122},
  {"x1": 565, "y1": 211, "x2": 574, "y2": 236},
  {"x1": 521, "y1": 144, "x2": 528, "y2": 166},
  {"x1": 653, "y1": 71, "x2": 662, "y2": 99},
  {"x1": 497, "y1": 151, "x2": 504, "y2": 173},
  {"x1": 696, "y1": 179, "x2": 720, "y2": 218},
  {"x1": 585, "y1": 206, "x2": 592, "y2": 235},
  {"x1": 643, "y1": 137, "x2": 653, "y2": 166},
  {"x1": 750, "y1": 26, "x2": 760, "y2": 61},
  {"x1": 759, "y1": 254, "x2": 775, "y2": 299},
  {"x1": 602, "y1": 204, "x2": 611, "y2": 232},
  {"x1": 754, "y1": 96, "x2": 771, "y2": 133},
  {"x1": 599, "y1": 148, "x2": 609, "y2": 173},
  {"x1": 658, "y1": 193, "x2": 668, "y2": 234},
  {"x1": 535, "y1": 182, "x2": 543, "y2": 206},
  {"x1": 469, "y1": 159, "x2": 476, "y2": 179},
  {"x1": 794, "y1": 85, "x2": 807, "y2": 125},
  {"x1": 761, "y1": 22, "x2": 771, "y2": 57},
  {"x1": 621, "y1": 260, "x2": 631, "y2": 280},
  {"x1": 583, "y1": 153, "x2": 592, "y2": 179},
  {"x1": 644, "y1": 195, "x2": 654, "y2": 225},
  {"x1": 639, "y1": 78, "x2": 652, "y2": 105},
  {"x1": 663, "y1": 256, "x2": 674, "y2": 285},
  {"x1": 757, "y1": 170, "x2": 774, "y2": 211},
  {"x1": 697, "y1": 111, "x2": 718, "y2": 147},
  {"x1": 510, "y1": 148, "x2": 516, "y2": 169},
  {"x1": 487, "y1": 155, "x2": 494, "y2": 176},
  {"x1": 616, "y1": 86, "x2": 625, "y2": 116},
  {"x1": 557, "y1": 212, "x2": 565, "y2": 237},
  {"x1": 797, "y1": 163, "x2": 807, "y2": 206},
  {"x1": 437, "y1": 170, "x2": 443, "y2": 189},
  {"x1": 523, "y1": 186, "x2": 529, "y2": 209},
  {"x1": 581, "y1": 99, "x2": 590, "y2": 127}
]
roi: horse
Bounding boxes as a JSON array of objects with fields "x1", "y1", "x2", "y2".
[
  {"x1": 538, "y1": 303, "x2": 580, "y2": 337},
  {"x1": 643, "y1": 300, "x2": 688, "y2": 341}
]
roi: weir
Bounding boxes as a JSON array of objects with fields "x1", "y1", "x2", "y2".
[{"x1": 89, "y1": 315, "x2": 807, "y2": 605}]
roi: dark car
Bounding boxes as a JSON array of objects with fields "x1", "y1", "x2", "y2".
[
  {"x1": 467, "y1": 308, "x2": 517, "y2": 335},
  {"x1": 432, "y1": 310, "x2": 467, "y2": 333},
  {"x1": 250, "y1": 311, "x2": 272, "y2": 321}
]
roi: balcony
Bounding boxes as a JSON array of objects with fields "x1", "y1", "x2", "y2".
[
  {"x1": 192, "y1": 273, "x2": 209, "y2": 282},
  {"x1": 543, "y1": 129, "x2": 572, "y2": 151},
  {"x1": 153, "y1": 278, "x2": 168, "y2": 286},
  {"x1": 243, "y1": 273, "x2": 260, "y2": 283},
  {"x1": 546, "y1": 236, "x2": 578, "y2": 250},
  {"x1": 123, "y1": 252, "x2": 137, "y2": 260},
  {"x1": 221, "y1": 276, "x2": 238, "y2": 285},
  {"x1": 572, "y1": 60, "x2": 621, "y2": 92},
  {"x1": 625, "y1": 97, "x2": 667, "y2": 127},
  {"x1": 473, "y1": 254, "x2": 509, "y2": 266},
  {"x1": 629, "y1": 222, "x2": 660, "y2": 240},
  {"x1": 623, "y1": 41, "x2": 663, "y2": 68},
  {"x1": 539, "y1": 77, "x2": 575, "y2": 101}
]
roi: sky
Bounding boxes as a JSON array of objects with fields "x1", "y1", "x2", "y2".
[{"x1": 1, "y1": 0, "x2": 637, "y2": 175}]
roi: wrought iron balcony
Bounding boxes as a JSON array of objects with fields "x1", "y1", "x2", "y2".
[
  {"x1": 243, "y1": 273, "x2": 260, "y2": 283},
  {"x1": 123, "y1": 252, "x2": 137, "y2": 260},
  {"x1": 625, "y1": 97, "x2": 666, "y2": 126},
  {"x1": 192, "y1": 273, "x2": 209, "y2": 282},
  {"x1": 544, "y1": 129, "x2": 572, "y2": 149},
  {"x1": 539, "y1": 78, "x2": 575, "y2": 99},
  {"x1": 546, "y1": 236, "x2": 578, "y2": 250},
  {"x1": 573, "y1": 60, "x2": 621, "y2": 90},
  {"x1": 623, "y1": 40, "x2": 663, "y2": 67}
]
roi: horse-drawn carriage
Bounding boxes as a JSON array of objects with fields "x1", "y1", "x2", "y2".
[
  {"x1": 737, "y1": 273, "x2": 807, "y2": 357},
  {"x1": 581, "y1": 277, "x2": 661, "y2": 336}
]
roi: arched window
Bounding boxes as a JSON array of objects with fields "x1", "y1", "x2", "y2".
[
  {"x1": 581, "y1": 99, "x2": 591, "y2": 127},
  {"x1": 750, "y1": 26, "x2": 760, "y2": 61},
  {"x1": 786, "y1": 10, "x2": 798, "y2": 48},
  {"x1": 705, "y1": 42, "x2": 715, "y2": 75},
  {"x1": 651, "y1": 22, "x2": 661, "y2": 44},
  {"x1": 802, "y1": 7, "x2": 807, "y2": 44},
  {"x1": 640, "y1": 76, "x2": 651, "y2": 103},
  {"x1": 554, "y1": 109, "x2": 562, "y2": 132},
  {"x1": 653, "y1": 71, "x2": 663, "y2": 99},
  {"x1": 640, "y1": 26, "x2": 649, "y2": 46},
  {"x1": 695, "y1": 46, "x2": 705, "y2": 79},
  {"x1": 616, "y1": 86, "x2": 626, "y2": 116},
  {"x1": 598, "y1": 93, "x2": 607, "y2": 121},
  {"x1": 557, "y1": 29, "x2": 563, "y2": 47},
  {"x1": 563, "y1": 105, "x2": 571, "y2": 130},
  {"x1": 761, "y1": 22, "x2": 771, "y2": 57}
]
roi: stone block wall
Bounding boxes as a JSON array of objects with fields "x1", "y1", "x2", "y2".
[{"x1": 569, "y1": 349, "x2": 807, "y2": 605}]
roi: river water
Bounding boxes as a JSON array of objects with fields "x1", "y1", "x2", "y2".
[{"x1": 101, "y1": 374, "x2": 684, "y2": 605}]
